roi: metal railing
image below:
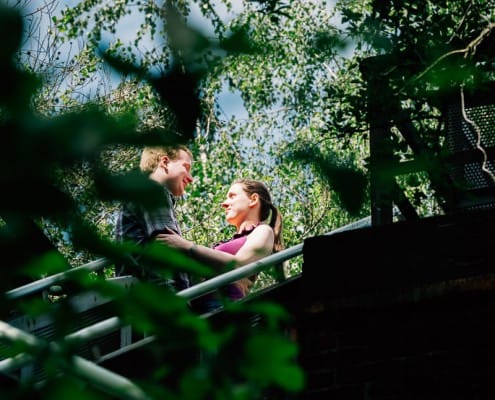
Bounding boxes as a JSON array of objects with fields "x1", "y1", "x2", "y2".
[
  {"x1": 0, "y1": 320, "x2": 152, "y2": 400},
  {"x1": 5, "y1": 257, "x2": 113, "y2": 301},
  {"x1": 6, "y1": 216, "x2": 372, "y2": 302},
  {"x1": 0, "y1": 215, "x2": 372, "y2": 399}
]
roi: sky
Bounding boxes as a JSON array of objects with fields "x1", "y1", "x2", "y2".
[
  {"x1": 15, "y1": 0, "x2": 340, "y2": 121},
  {"x1": 38, "y1": 0, "x2": 249, "y2": 119},
  {"x1": 188, "y1": 1, "x2": 248, "y2": 119}
]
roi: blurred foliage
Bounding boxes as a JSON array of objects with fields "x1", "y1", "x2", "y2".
[
  {"x1": 2, "y1": 0, "x2": 495, "y2": 398},
  {"x1": 0, "y1": 1, "x2": 304, "y2": 399}
]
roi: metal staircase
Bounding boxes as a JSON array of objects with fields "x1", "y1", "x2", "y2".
[{"x1": 0, "y1": 217, "x2": 372, "y2": 398}]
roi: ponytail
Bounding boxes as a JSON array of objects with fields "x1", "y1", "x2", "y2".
[{"x1": 269, "y1": 204, "x2": 284, "y2": 253}]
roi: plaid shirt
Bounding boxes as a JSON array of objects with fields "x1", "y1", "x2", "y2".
[{"x1": 115, "y1": 186, "x2": 190, "y2": 291}]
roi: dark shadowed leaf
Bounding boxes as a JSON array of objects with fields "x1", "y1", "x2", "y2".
[
  {"x1": 0, "y1": 4, "x2": 23, "y2": 61},
  {"x1": 290, "y1": 147, "x2": 367, "y2": 216},
  {"x1": 220, "y1": 25, "x2": 257, "y2": 54},
  {"x1": 148, "y1": 67, "x2": 202, "y2": 140},
  {"x1": 93, "y1": 169, "x2": 166, "y2": 208}
]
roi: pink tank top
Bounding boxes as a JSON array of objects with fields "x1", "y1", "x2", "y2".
[
  {"x1": 212, "y1": 224, "x2": 259, "y2": 300},
  {"x1": 213, "y1": 234, "x2": 248, "y2": 254}
]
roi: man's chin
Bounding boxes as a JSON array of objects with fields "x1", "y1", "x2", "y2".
[{"x1": 174, "y1": 185, "x2": 186, "y2": 196}]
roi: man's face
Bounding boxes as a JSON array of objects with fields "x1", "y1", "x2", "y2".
[{"x1": 165, "y1": 150, "x2": 193, "y2": 196}]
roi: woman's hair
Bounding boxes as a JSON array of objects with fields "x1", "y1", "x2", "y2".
[
  {"x1": 235, "y1": 179, "x2": 284, "y2": 253},
  {"x1": 139, "y1": 144, "x2": 192, "y2": 175}
]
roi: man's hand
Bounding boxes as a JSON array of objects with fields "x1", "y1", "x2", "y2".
[{"x1": 154, "y1": 230, "x2": 192, "y2": 251}]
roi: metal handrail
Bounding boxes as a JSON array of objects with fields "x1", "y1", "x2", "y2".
[
  {"x1": 5, "y1": 257, "x2": 113, "y2": 301},
  {"x1": 0, "y1": 320, "x2": 151, "y2": 400},
  {"x1": 5, "y1": 216, "x2": 372, "y2": 302}
]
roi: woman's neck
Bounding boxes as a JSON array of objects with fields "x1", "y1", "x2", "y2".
[{"x1": 237, "y1": 220, "x2": 260, "y2": 234}]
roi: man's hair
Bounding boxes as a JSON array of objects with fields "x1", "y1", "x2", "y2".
[{"x1": 139, "y1": 145, "x2": 192, "y2": 175}]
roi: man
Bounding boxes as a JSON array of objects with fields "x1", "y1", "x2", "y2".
[{"x1": 115, "y1": 144, "x2": 194, "y2": 291}]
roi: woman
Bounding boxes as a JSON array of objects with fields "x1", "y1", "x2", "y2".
[{"x1": 156, "y1": 179, "x2": 283, "y2": 313}]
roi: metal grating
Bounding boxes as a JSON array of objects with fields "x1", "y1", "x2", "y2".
[{"x1": 443, "y1": 89, "x2": 495, "y2": 210}]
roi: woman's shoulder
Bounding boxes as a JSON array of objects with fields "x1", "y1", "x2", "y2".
[
  {"x1": 254, "y1": 223, "x2": 273, "y2": 232},
  {"x1": 251, "y1": 223, "x2": 274, "y2": 237}
]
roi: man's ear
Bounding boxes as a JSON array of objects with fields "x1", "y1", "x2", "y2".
[{"x1": 160, "y1": 155, "x2": 169, "y2": 168}]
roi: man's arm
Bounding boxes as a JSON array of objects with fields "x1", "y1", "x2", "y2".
[{"x1": 155, "y1": 225, "x2": 274, "y2": 271}]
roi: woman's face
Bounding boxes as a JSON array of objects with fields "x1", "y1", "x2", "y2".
[{"x1": 221, "y1": 183, "x2": 252, "y2": 226}]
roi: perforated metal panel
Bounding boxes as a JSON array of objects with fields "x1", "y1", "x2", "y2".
[{"x1": 443, "y1": 89, "x2": 495, "y2": 210}]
